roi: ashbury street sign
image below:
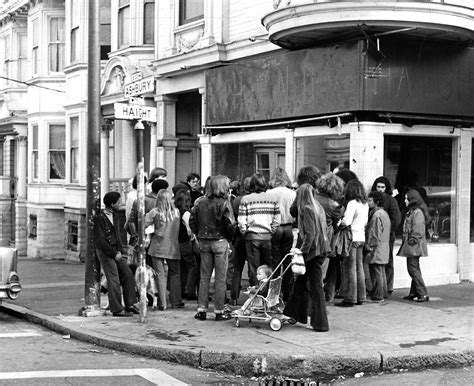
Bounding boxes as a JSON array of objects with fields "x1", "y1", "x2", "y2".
[
  {"x1": 114, "y1": 103, "x2": 157, "y2": 122},
  {"x1": 124, "y1": 75, "x2": 155, "y2": 98}
]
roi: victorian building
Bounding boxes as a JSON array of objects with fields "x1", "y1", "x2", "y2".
[{"x1": 0, "y1": 0, "x2": 473, "y2": 288}]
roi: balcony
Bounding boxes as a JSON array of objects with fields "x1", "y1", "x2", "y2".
[{"x1": 262, "y1": 1, "x2": 474, "y2": 50}]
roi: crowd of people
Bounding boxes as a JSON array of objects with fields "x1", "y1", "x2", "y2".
[{"x1": 94, "y1": 165, "x2": 431, "y2": 329}]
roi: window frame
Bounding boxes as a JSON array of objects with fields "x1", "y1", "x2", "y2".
[
  {"x1": 178, "y1": 0, "x2": 204, "y2": 26},
  {"x1": 48, "y1": 123, "x2": 66, "y2": 181},
  {"x1": 48, "y1": 16, "x2": 65, "y2": 73},
  {"x1": 32, "y1": 18, "x2": 39, "y2": 75},
  {"x1": 118, "y1": 0, "x2": 130, "y2": 48},
  {"x1": 70, "y1": 116, "x2": 79, "y2": 182},
  {"x1": 67, "y1": 220, "x2": 79, "y2": 251},
  {"x1": 31, "y1": 124, "x2": 39, "y2": 181},
  {"x1": 29, "y1": 215, "x2": 37, "y2": 239},
  {"x1": 143, "y1": 0, "x2": 155, "y2": 44}
]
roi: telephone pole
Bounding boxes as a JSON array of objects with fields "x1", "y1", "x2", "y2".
[{"x1": 80, "y1": 0, "x2": 103, "y2": 316}]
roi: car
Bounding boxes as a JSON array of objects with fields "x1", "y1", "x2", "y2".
[{"x1": 0, "y1": 247, "x2": 21, "y2": 301}]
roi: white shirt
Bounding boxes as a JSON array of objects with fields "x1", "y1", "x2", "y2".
[
  {"x1": 343, "y1": 199, "x2": 369, "y2": 242},
  {"x1": 266, "y1": 186, "x2": 296, "y2": 225}
]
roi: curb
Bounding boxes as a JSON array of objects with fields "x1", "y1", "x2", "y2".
[{"x1": 1, "y1": 302, "x2": 472, "y2": 380}]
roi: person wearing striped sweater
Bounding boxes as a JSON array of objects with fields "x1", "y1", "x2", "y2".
[{"x1": 238, "y1": 173, "x2": 281, "y2": 287}]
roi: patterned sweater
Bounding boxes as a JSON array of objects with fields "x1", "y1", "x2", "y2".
[{"x1": 238, "y1": 192, "x2": 281, "y2": 240}]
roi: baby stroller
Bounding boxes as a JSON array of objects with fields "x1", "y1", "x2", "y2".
[{"x1": 232, "y1": 252, "x2": 297, "y2": 331}]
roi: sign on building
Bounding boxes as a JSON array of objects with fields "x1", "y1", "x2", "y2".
[
  {"x1": 123, "y1": 75, "x2": 155, "y2": 98},
  {"x1": 114, "y1": 103, "x2": 157, "y2": 122}
]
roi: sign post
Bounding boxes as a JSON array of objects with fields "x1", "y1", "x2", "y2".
[{"x1": 114, "y1": 73, "x2": 156, "y2": 322}]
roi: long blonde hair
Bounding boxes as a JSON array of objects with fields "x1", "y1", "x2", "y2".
[{"x1": 155, "y1": 189, "x2": 177, "y2": 222}]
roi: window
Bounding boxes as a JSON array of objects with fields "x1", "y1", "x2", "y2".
[
  {"x1": 144, "y1": 0, "x2": 154, "y2": 44},
  {"x1": 384, "y1": 136, "x2": 456, "y2": 243},
  {"x1": 118, "y1": 0, "x2": 130, "y2": 48},
  {"x1": 3, "y1": 36, "x2": 10, "y2": 84},
  {"x1": 256, "y1": 153, "x2": 270, "y2": 181},
  {"x1": 18, "y1": 34, "x2": 27, "y2": 81},
  {"x1": 70, "y1": 0, "x2": 80, "y2": 63},
  {"x1": 32, "y1": 19, "x2": 39, "y2": 75},
  {"x1": 179, "y1": 0, "x2": 203, "y2": 25},
  {"x1": 70, "y1": 117, "x2": 79, "y2": 182},
  {"x1": 29, "y1": 215, "x2": 37, "y2": 239},
  {"x1": 100, "y1": 0, "x2": 111, "y2": 60},
  {"x1": 31, "y1": 125, "x2": 39, "y2": 180},
  {"x1": 49, "y1": 124, "x2": 65, "y2": 180},
  {"x1": 0, "y1": 140, "x2": 4, "y2": 176},
  {"x1": 48, "y1": 17, "x2": 65, "y2": 72},
  {"x1": 67, "y1": 220, "x2": 78, "y2": 251}
]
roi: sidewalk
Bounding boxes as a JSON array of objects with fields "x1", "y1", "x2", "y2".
[{"x1": 1, "y1": 258, "x2": 473, "y2": 380}]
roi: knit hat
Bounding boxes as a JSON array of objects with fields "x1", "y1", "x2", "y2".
[{"x1": 103, "y1": 191, "x2": 121, "y2": 207}]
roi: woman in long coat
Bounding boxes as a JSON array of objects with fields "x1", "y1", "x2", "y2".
[
  {"x1": 365, "y1": 191, "x2": 391, "y2": 302},
  {"x1": 397, "y1": 189, "x2": 430, "y2": 302},
  {"x1": 284, "y1": 183, "x2": 331, "y2": 332}
]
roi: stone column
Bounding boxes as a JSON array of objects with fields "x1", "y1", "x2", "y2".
[
  {"x1": 199, "y1": 134, "x2": 212, "y2": 184},
  {"x1": 155, "y1": 94, "x2": 178, "y2": 184},
  {"x1": 149, "y1": 123, "x2": 157, "y2": 174},
  {"x1": 15, "y1": 135, "x2": 28, "y2": 256},
  {"x1": 457, "y1": 128, "x2": 472, "y2": 281},
  {"x1": 100, "y1": 121, "x2": 113, "y2": 204},
  {"x1": 349, "y1": 122, "x2": 385, "y2": 191},
  {"x1": 284, "y1": 128, "x2": 295, "y2": 183}
]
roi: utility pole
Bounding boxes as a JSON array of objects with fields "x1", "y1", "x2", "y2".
[
  {"x1": 80, "y1": 0, "x2": 103, "y2": 316},
  {"x1": 134, "y1": 120, "x2": 147, "y2": 322}
]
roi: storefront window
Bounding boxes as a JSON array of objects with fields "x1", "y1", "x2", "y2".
[
  {"x1": 213, "y1": 139, "x2": 285, "y2": 185},
  {"x1": 384, "y1": 136, "x2": 456, "y2": 244},
  {"x1": 295, "y1": 134, "x2": 350, "y2": 175}
]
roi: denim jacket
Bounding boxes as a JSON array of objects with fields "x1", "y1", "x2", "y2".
[{"x1": 190, "y1": 196, "x2": 236, "y2": 241}]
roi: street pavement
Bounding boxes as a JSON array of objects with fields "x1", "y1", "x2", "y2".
[{"x1": 0, "y1": 258, "x2": 473, "y2": 380}]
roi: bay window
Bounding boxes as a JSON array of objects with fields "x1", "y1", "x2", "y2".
[{"x1": 49, "y1": 17, "x2": 65, "y2": 72}]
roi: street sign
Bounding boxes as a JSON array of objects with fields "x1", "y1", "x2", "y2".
[
  {"x1": 130, "y1": 71, "x2": 143, "y2": 82},
  {"x1": 124, "y1": 76, "x2": 154, "y2": 98},
  {"x1": 114, "y1": 103, "x2": 157, "y2": 122},
  {"x1": 129, "y1": 96, "x2": 145, "y2": 105}
]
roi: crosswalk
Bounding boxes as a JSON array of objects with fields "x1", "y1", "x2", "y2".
[{"x1": 0, "y1": 369, "x2": 186, "y2": 384}]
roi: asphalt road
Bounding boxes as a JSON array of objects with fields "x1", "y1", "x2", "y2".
[{"x1": 0, "y1": 311, "x2": 250, "y2": 385}]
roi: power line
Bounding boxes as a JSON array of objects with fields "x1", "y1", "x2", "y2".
[{"x1": 0, "y1": 75, "x2": 66, "y2": 93}]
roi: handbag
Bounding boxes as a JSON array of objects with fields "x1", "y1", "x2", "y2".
[{"x1": 290, "y1": 248, "x2": 306, "y2": 276}]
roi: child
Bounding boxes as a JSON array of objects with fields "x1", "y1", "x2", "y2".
[
  {"x1": 232, "y1": 265, "x2": 273, "y2": 316},
  {"x1": 144, "y1": 189, "x2": 182, "y2": 310}
]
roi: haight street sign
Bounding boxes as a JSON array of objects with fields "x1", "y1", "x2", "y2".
[
  {"x1": 114, "y1": 103, "x2": 157, "y2": 122},
  {"x1": 123, "y1": 75, "x2": 155, "y2": 98}
]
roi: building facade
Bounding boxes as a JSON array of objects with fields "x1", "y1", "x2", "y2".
[{"x1": 0, "y1": 0, "x2": 473, "y2": 288}]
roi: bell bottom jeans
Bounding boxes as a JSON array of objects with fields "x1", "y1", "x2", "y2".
[
  {"x1": 406, "y1": 256, "x2": 428, "y2": 297},
  {"x1": 341, "y1": 242, "x2": 366, "y2": 304},
  {"x1": 96, "y1": 249, "x2": 137, "y2": 314},
  {"x1": 197, "y1": 239, "x2": 230, "y2": 315}
]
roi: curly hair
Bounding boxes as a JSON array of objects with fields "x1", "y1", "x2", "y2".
[
  {"x1": 371, "y1": 176, "x2": 393, "y2": 195},
  {"x1": 269, "y1": 167, "x2": 292, "y2": 189},
  {"x1": 315, "y1": 173, "x2": 345, "y2": 202},
  {"x1": 296, "y1": 165, "x2": 321, "y2": 188},
  {"x1": 368, "y1": 191, "x2": 384, "y2": 207},
  {"x1": 344, "y1": 179, "x2": 367, "y2": 204}
]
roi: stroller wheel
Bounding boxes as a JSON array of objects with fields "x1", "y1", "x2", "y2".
[
  {"x1": 235, "y1": 318, "x2": 240, "y2": 327},
  {"x1": 270, "y1": 317, "x2": 282, "y2": 331}
]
